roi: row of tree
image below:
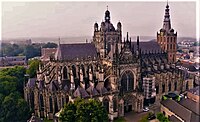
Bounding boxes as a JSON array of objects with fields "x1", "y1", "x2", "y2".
[
  {"x1": 0, "y1": 66, "x2": 31, "y2": 122},
  {"x1": 0, "y1": 42, "x2": 57, "y2": 59},
  {"x1": 59, "y1": 98, "x2": 109, "y2": 122}
]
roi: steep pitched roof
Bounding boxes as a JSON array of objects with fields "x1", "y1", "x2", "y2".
[
  {"x1": 26, "y1": 78, "x2": 36, "y2": 88},
  {"x1": 73, "y1": 86, "x2": 89, "y2": 98},
  {"x1": 55, "y1": 43, "x2": 97, "y2": 61},
  {"x1": 179, "y1": 98, "x2": 200, "y2": 115},
  {"x1": 161, "y1": 99, "x2": 192, "y2": 122},
  {"x1": 131, "y1": 40, "x2": 162, "y2": 53}
]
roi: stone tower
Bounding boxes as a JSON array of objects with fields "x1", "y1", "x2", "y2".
[
  {"x1": 157, "y1": 2, "x2": 177, "y2": 63},
  {"x1": 93, "y1": 7, "x2": 122, "y2": 59}
]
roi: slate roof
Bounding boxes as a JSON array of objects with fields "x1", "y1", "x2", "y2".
[
  {"x1": 26, "y1": 78, "x2": 36, "y2": 88},
  {"x1": 38, "y1": 81, "x2": 44, "y2": 91},
  {"x1": 55, "y1": 43, "x2": 97, "y2": 61},
  {"x1": 86, "y1": 86, "x2": 99, "y2": 96},
  {"x1": 28, "y1": 115, "x2": 42, "y2": 122},
  {"x1": 73, "y1": 86, "x2": 89, "y2": 98},
  {"x1": 48, "y1": 80, "x2": 59, "y2": 92},
  {"x1": 188, "y1": 86, "x2": 200, "y2": 96},
  {"x1": 96, "y1": 83, "x2": 108, "y2": 95},
  {"x1": 131, "y1": 40, "x2": 162, "y2": 53},
  {"x1": 161, "y1": 99, "x2": 192, "y2": 122},
  {"x1": 41, "y1": 48, "x2": 57, "y2": 61},
  {"x1": 169, "y1": 115, "x2": 182, "y2": 122},
  {"x1": 179, "y1": 98, "x2": 200, "y2": 115}
]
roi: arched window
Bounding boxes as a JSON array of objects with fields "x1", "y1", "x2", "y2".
[
  {"x1": 174, "y1": 82, "x2": 177, "y2": 91},
  {"x1": 54, "y1": 97, "x2": 58, "y2": 113},
  {"x1": 49, "y1": 96, "x2": 53, "y2": 113},
  {"x1": 72, "y1": 65, "x2": 76, "y2": 78},
  {"x1": 63, "y1": 67, "x2": 68, "y2": 79},
  {"x1": 162, "y1": 84, "x2": 165, "y2": 93},
  {"x1": 39, "y1": 94, "x2": 44, "y2": 111},
  {"x1": 156, "y1": 85, "x2": 159, "y2": 94},
  {"x1": 168, "y1": 83, "x2": 171, "y2": 92},
  {"x1": 186, "y1": 81, "x2": 189, "y2": 90},
  {"x1": 121, "y1": 71, "x2": 134, "y2": 92},
  {"x1": 30, "y1": 91, "x2": 34, "y2": 110},
  {"x1": 113, "y1": 98, "x2": 117, "y2": 112},
  {"x1": 81, "y1": 64, "x2": 85, "y2": 77},
  {"x1": 103, "y1": 99, "x2": 109, "y2": 113},
  {"x1": 62, "y1": 97, "x2": 65, "y2": 107}
]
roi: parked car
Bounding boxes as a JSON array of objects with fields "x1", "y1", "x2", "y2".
[
  {"x1": 143, "y1": 107, "x2": 149, "y2": 112},
  {"x1": 148, "y1": 114, "x2": 156, "y2": 120}
]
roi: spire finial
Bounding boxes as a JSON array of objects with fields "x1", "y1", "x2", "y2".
[
  {"x1": 58, "y1": 37, "x2": 61, "y2": 45},
  {"x1": 166, "y1": 0, "x2": 169, "y2": 8},
  {"x1": 126, "y1": 32, "x2": 129, "y2": 41},
  {"x1": 107, "y1": 5, "x2": 108, "y2": 10}
]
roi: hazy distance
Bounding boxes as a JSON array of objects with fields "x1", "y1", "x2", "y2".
[{"x1": 2, "y1": 1, "x2": 196, "y2": 42}]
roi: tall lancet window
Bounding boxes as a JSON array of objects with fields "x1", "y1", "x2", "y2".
[{"x1": 121, "y1": 71, "x2": 134, "y2": 93}]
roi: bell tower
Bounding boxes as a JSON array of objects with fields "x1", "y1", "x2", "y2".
[{"x1": 157, "y1": 2, "x2": 177, "y2": 63}]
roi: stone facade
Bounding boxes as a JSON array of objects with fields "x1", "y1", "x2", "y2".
[
  {"x1": 157, "y1": 3, "x2": 177, "y2": 63},
  {"x1": 24, "y1": 4, "x2": 186, "y2": 120}
]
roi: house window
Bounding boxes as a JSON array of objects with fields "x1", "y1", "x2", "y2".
[
  {"x1": 162, "y1": 84, "x2": 165, "y2": 93},
  {"x1": 174, "y1": 82, "x2": 177, "y2": 91},
  {"x1": 168, "y1": 83, "x2": 171, "y2": 92}
]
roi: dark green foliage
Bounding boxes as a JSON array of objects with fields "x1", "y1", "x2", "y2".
[
  {"x1": 24, "y1": 45, "x2": 41, "y2": 59},
  {"x1": 0, "y1": 66, "x2": 31, "y2": 122},
  {"x1": 26, "y1": 59, "x2": 41, "y2": 78},
  {"x1": 193, "y1": 41, "x2": 200, "y2": 46},
  {"x1": 0, "y1": 92, "x2": 30, "y2": 122},
  {"x1": 0, "y1": 42, "x2": 57, "y2": 59},
  {"x1": 156, "y1": 112, "x2": 170, "y2": 122},
  {"x1": 139, "y1": 112, "x2": 153, "y2": 122},
  {"x1": 0, "y1": 66, "x2": 26, "y2": 95},
  {"x1": 59, "y1": 99, "x2": 109, "y2": 122},
  {"x1": 42, "y1": 42, "x2": 57, "y2": 48}
]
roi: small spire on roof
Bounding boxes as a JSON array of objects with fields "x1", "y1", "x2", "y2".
[
  {"x1": 107, "y1": 5, "x2": 108, "y2": 10},
  {"x1": 58, "y1": 37, "x2": 61, "y2": 45}
]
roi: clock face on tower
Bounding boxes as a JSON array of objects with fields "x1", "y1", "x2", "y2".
[{"x1": 106, "y1": 17, "x2": 109, "y2": 20}]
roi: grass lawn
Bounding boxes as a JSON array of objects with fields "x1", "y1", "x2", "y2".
[
  {"x1": 43, "y1": 118, "x2": 53, "y2": 122},
  {"x1": 114, "y1": 117, "x2": 127, "y2": 122}
]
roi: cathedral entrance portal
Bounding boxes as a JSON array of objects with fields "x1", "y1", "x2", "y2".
[{"x1": 123, "y1": 94, "x2": 135, "y2": 113}]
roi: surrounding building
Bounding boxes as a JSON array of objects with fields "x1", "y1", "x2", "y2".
[
  {"x1": 40, "y1": 48, "x2": 57, "y2": 62},
  {"x1": 0, "y1": 56, "x2": 27, "y2": 67},
  {"x1": 24, "y1": 3, "x2": 187, "y2": 120},
  {"x1": 187, "y1": 86, "x2": 200, "y2": 103},
  {"x1": 160, "y1": 86, "x2": 200, "y2": 122},
  {"x1": 161, "y1": 98, "x2": 200, "y2": 122},
  {"x1": 157, "y1": 3, "x2": 177, "y2": 63}
]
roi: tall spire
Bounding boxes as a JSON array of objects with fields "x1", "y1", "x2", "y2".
[
  {"x1": 126, "y1": 32, "x2": 129, "y2": 42},
  {"x1": 163, "y1": 0, "x2": 171, "y2": 31},
  {"x1": 105, "y1": 5, "x2": 110, "y2": 22}
]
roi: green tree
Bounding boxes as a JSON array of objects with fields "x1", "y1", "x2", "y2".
[
  {"x1": 42, "y1": 42, "x2": 57, "y2": 48},
  {"x1": 26, "y1": 59, "x2": 40, "y2": 78},
  {"x1": 0, "y1": 66, "x2": 26, "y2": 95},
  {"x1": 156, "y1": 112, "x2": 170, "y2": 122},
  {"x1": 0, "y1": 92, "x2": 30, "y2": 122},
  {"x1": 59, "y1": 99, "x2": 108, "y2": 122}
]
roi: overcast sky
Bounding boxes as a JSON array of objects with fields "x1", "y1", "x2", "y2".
[{"x1": 2, "y1": 1, "x2": 196, "y2": 39}]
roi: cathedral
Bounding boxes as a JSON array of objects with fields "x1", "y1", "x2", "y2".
[{"x1": 24, "y1": 3, "x2": 188, "y2": 120}]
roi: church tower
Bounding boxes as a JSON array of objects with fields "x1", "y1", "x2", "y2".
[
  {"x1": 157, "y1": 2, "x2": 177, "y2": 63},
  {"x1": 93, "y1": 7, "x2": 122, "y2": 59}
]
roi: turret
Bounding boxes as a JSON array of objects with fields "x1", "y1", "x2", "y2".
[
  {"x1": 117, "y1": 21, "x2": 122, "y2": 31},
  {"x1": 94, "y1": 22, "x2": 98, "y2": 32}
]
